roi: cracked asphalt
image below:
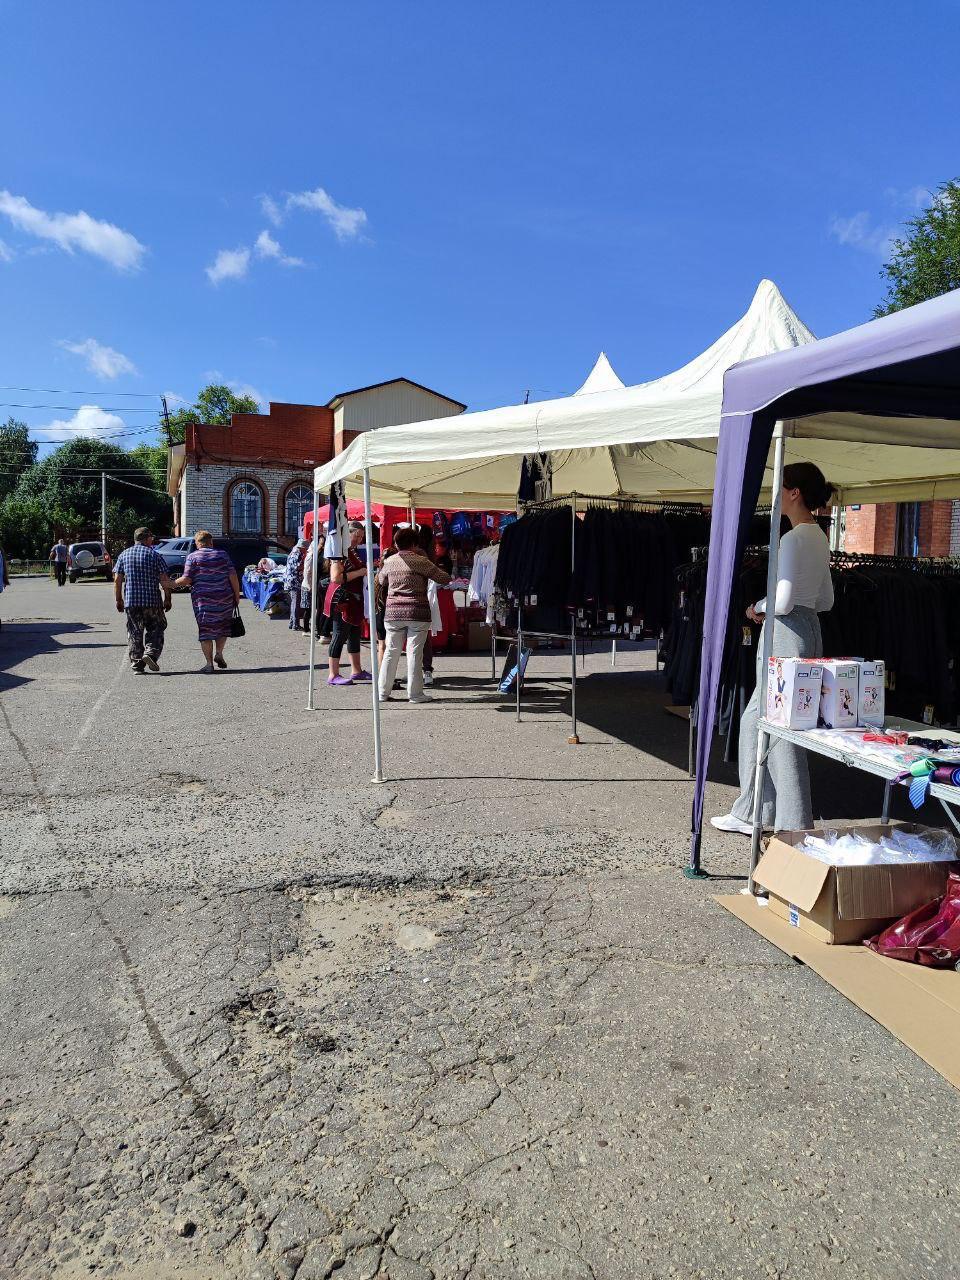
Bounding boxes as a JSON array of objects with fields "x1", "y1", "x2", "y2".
[{"x1": 1, "y1": 578, "x2": 959, "y2": 1279}]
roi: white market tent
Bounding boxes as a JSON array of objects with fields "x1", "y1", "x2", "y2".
[
  {"x1": 314, "y1": 279, "x2": 960, "y2": 508},
  {"x1": 312, "y1": 279, "x2": 817, "y2": 508},
  {"x1": 573, "y1": 351, "x2": 625, "y2": 396}
]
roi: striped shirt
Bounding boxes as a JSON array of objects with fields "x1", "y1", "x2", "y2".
[
  {"x1": 377, "y1": 550, "x2": 450, "y2": 624},
  {"x1": 114, "y1": 543, "x2": 168, "y2": 609}
]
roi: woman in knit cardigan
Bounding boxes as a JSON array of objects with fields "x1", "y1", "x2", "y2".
[{"x1": 376, "y1": 527, "x2": 450, "y2": 704}]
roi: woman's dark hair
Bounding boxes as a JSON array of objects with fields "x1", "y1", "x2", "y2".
[
  {"x1": 782, "y1": 462, "x2": 835, "y2": 512},
  {"x1": 415, "y1": 523, "x2": 433, "y2": 552},
  {"x1": 394, "y1": 527, "x2": 417, "y2": 550}
]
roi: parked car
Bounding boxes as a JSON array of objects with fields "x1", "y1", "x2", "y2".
[
  {"x1": 153, "y1": 537, "x2": 196, "y2": 575},
  {"x1": 154, "y1": 537, "x2": 289, "y2": 584},
  {"x1": 67, "y1": 541, "x2": 113, "y2": 582}
]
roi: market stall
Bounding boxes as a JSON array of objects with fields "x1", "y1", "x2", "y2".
[
  {"x1": 312, "y1": 279, "x2": 824, "y2": 780},
  {"x1": 691, "y1": 285, "x2": 960, "y2": 877}
]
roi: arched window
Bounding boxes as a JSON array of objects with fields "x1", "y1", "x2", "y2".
[
  {"x1": 229, "y1": 480, "x2": 264, "y2": 534},
  {"x1": 284, "y1": 482, "x2": 313, "y2": 537}
]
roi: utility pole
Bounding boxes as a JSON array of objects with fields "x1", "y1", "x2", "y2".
[
  {"x1": 101, "y1": 471, "x2": 107, "y2": 546},
  {"x1": 161, "y1": 395, "x2": 172, "y2": 446}
]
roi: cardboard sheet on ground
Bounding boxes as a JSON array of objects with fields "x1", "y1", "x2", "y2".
[{"x1": 716, "y1": 894, "x2": 960, "y2": 1090}]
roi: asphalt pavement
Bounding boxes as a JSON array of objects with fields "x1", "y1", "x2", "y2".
[{"x1": 1, "y1": 576, "x2": 958, "y2": 1279}]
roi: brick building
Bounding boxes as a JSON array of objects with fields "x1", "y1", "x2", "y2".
[
  {"x1": 166, "y1": 379, "x2": 465, "y2": 545},
  {"x1": 842, "y1": 500, "x2": 960, "y2": 557}
]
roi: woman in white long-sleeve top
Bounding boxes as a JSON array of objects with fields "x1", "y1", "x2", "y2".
[{"x1": 712, "y1": 462, "x2": 835, "y2": 835}]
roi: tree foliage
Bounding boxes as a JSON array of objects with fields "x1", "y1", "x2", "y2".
[
  {"x1": 164, "y1": 384, "x2": 260, "y2": 443},
  {"x1": 10, "y1": 437, "x2": 170, "y2": 551},
  {"x1": 876, "y1": 180, "x2": 960, "y2": 316},
  {"x1": 0, "y1": 417, "x2": 38, "y2": 502}
]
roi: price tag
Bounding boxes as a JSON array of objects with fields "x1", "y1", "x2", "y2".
[
  {"x1": 742, "y1": 626, "x2": 752, "y2": 647},
  {"x1": 530, "y1": 593, "x2": 538, "y2": 605},
  {"x1": 607, "y1": 611, "x2": 616, "y2": 621},
  {"x1": 625, "y1": 605, "x2": 634, "y2": 617},
  {"x1": 923, "y1": 704, "x2": 935, "y2": 725}
]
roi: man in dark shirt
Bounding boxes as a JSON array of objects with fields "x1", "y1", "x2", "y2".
[
  {"x1": 49, "y1": 537, "x2": 68, "y2": 586},
  {"x1": 113, "y1": 527, "x2": 174, "y2": 673}
]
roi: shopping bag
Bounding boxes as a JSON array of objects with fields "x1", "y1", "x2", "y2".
[
  {"x1": 230, "y1": 606, "x2": 245, "y2": 638},
  {"x1": 865, "y1": 871, "x2": 960, "y2": 967}
]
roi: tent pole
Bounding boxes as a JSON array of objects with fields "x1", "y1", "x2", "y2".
[
  {"x1": 568, "y1": 492, "x2": 580, "y2": 744},
  {"x1": 365, "y1": 467, "x2": 384, "y2": 784},
  {"x1": 747, "y1": 420, "x2": 786, "y2": 893},
  {"x1": 306, "y1": 488, "x2": 321, "y2": 710}
]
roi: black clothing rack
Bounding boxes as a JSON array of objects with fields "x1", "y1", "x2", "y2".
[{"x1": 496, "y1": 492, "x2": 708, "y2": 743}]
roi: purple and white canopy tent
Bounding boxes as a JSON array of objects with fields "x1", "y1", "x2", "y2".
[{"x1": 690, "y1": 287, "x2": 960, "y2": 875}]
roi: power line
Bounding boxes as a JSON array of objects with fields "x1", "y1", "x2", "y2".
[
  {"x1": 0, "y1": 385, "x2": 163, "y2": 397},
  {"x1": 0, "y1": 402, "x2": 159, "y2": 412}
]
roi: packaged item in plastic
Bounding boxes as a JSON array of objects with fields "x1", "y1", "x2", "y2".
[
  {"x1": 865, "y1": 872, "x2": 960, "y2": 966},
  {"x1": 878, "y1": 827, "x2": 958, "y2": 863}
]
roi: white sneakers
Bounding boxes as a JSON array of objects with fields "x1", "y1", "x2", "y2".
[
  {"x1": 710, "y1": 813, "x2": 755, "y2": 836},
  {"x1": 423, "y1": 671, "x2": 434, "y2": 687}
]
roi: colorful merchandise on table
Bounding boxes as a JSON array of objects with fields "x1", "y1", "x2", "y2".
[
  {"x1": 819, "y1": 660, "x2": 860, "y2": 729},
  {"x1": 765, "y1": 657, "x2": 823, "y2": 730},
  {"x1": 865, "y1": 871, "x2": 960, "y2": 966},
  {"x1": 858, "y1": 659, "x2": 886, "y2": 727}
]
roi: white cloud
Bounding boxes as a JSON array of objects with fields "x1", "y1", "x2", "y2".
[
  {"x1": 885, "y1": 185, "x2": 930, "y2": 210},
  {"x1": 0, "y1": 238, "x2": 14, "y2": 263},
  {"x1": 162, "y1": 390, "x2": 188, "y2": 407},
  {"x1": 254, "y1": 229, "x2": 305, "y2": 267},
  {"x1": 260, "y1": 194, "x2": 283, "y2": 226},
  {"x1": 828, "y1": 211, "x2": 897, "y2": 258},
  {"x1": 205, "y1": 246, "x2": 251, "y2": 284},
  {"x1": 32, "y1": 404, "x2": 126, "y2": 442},
  {"x1": 228, "y1": 381, "x2": 265, "y2": 409},
  {"x1": 0, "y1": 190, "x2": 145, "y2": 271},
  {"x1": 255, "y1": 335, "x2": 278, "y2": 348},
  {"x1": 261, "y1": 186, "x2": 368, "y2": 240},
  {"x1": 59, "y1": 337, "x2": 138, "y2": 380}
]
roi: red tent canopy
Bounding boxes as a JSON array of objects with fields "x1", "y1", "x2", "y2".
[{"x1": 302, "y1": 502, "x2": 385, "y2": 539}]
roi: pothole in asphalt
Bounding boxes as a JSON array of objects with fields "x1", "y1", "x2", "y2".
[{"x1": 273, "y1": 887, "x2": 479, "y2": 1010}]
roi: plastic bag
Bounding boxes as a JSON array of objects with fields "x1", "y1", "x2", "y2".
[
  {"x1": 878, "y1": 827, "x2": 958, "y2": 862},
  {"x1": 865, "y1": 872, "x2": 960, "y2": 967}
]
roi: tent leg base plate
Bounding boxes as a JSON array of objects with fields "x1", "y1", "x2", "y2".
[
  {"x1": 683, "y1": 866, "x2": 710, "y2": 880},
  {"x1": 567, "y1": 734, "x2": 581, "y2": 745}
]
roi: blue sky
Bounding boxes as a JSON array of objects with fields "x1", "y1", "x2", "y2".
[{"x1": 1, "y1": 0, "x2": 957, "y2": 452}]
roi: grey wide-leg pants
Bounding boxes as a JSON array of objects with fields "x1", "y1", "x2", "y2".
[{"x1": 731, "y1": 606, "x2": 823, "y2": 832}]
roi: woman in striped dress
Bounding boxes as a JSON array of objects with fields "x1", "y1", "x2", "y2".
[{"x1": 174, "y1": 531, "x2": 241, "y2": 673}]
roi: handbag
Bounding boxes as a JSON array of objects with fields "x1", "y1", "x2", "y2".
[{"x1": 230, "y1": 605, "x2": 245, "y2": 638}]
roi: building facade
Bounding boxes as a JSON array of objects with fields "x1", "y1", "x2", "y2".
[
  {"x1": 167, "y1": 380, "x2": 465, "y2": 545},
  {"x1": 842, "y1": 499, "x2": 960, "y2": 557}
]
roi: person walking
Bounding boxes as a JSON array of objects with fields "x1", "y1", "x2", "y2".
[
  {"x1": 113, "y1": 527, "x2": 174, "y2": 673},
  {"x1": 49, "y1": 537, "x2": 68, "y2": 586},
  {"x1": 711, "y1": 462, "x2": 835, "y2": 835},
  {"x1": 284, "y1": 537, "x2": 308, "y2": 630},
  {"x1": 377, "y1": 526, "x2": 450, "y2": 704},
  {"x1": 0, "y1": 540, "x2": 9, "y2": 631},
  {"x1": 323, "y1": 522, "x2": 370, "y2": 686},
  {"x1": 173, "y1": 531, "x2": 241, "y2": 674}
]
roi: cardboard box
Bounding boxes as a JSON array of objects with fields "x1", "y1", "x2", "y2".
[
  {"x1": 819, "y1": 660, "x2": 860, "y2": 729},
  {"x1": 859, "y1": 660, "x2": 886, "y2": 727},
  {"x1": 766, "y1": 658, "x2": 823, "y2": 729},
  {"x1": 467, "y1": 621, "x2": 492, "y2": 651},
  {"x1": 753, "y1": 824, "x2": 956, "y2": 944}
]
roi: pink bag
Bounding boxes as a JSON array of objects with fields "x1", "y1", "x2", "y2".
[{"x1": 865, "y1": 871, "x2": 960, "y2": 967}]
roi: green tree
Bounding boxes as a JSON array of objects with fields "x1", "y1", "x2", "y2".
[
  {"x1": 0, "y1": 495, "x2": 81, "y2": 559},
  {"x1": 0, "y1": 417, "x2": 38, "y2": 502},
  {"x1": 164, "y1": 384, "x2": 260, "y2": 444},
  {"x1": 12, "y1": 437, "x2": 171, "y2": 552},
  {"x1": 876, "y1": 180, "x2": 960, "y2": 316}
]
